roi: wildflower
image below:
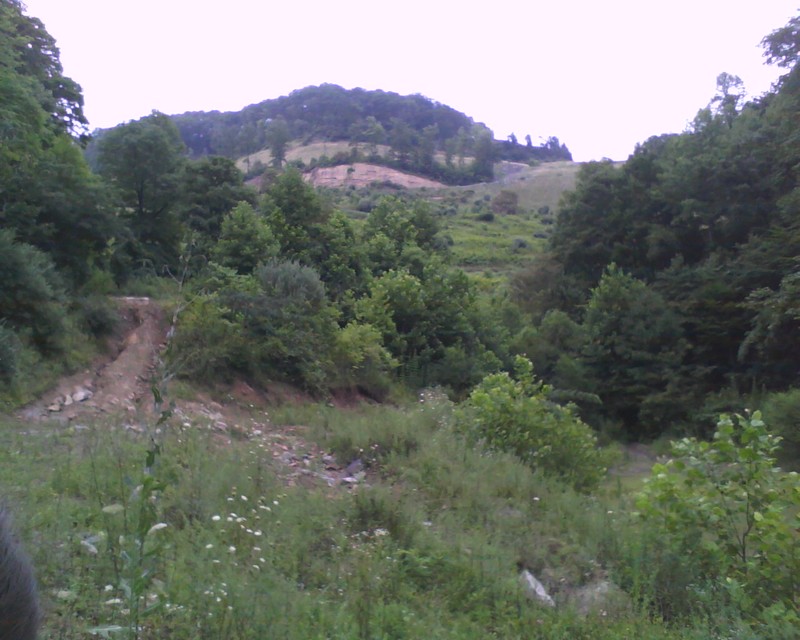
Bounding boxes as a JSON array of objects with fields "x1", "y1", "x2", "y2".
[
  {"x1": 228, "y1": 546, "x2": 236, "y2": 553},
  {"x1": 211, "y1": 515, "x2": 221, "y2": 521},
  {"x1": 205, "y1": 544, "x2": 214, "y2": 549},
  {"x1": 147, "y1": 523, "x2": 168, "y2": 536}
]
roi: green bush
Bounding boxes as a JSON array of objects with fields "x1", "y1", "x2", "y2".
[
  {"x1": 458, "y1": 356, "x2": 610, "y2": 491},
  {"x1": 75, "y1": 295, "x2": 118, "y2": 338},
  {"x1": 0, "y1": 323, "x2": 21, "y2": 383},
  {"x1": 635, "y1": 413, "x2": 800, "y2": 626},
  {"x1": 760, "y1": 388, "x2": 800, "y2": 467}
]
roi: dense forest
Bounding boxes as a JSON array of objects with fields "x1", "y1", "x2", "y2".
[
  {"x1": 2, "y1": 0, "x2": 800, "y2": 635},
  {"x1": 510, "y1": 39, "x2": 800, "y2": 447}
]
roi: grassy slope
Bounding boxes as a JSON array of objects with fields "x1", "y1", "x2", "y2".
[
  {"x1": 434, "y1": 161, "x2": 579, "y2": 277},
  {"x1": 0, "y1": 395, "x2": 697, "y2": 640}
]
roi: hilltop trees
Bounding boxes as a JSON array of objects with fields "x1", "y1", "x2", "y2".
[{"x1": 169, "y1": 84, "x2": 572, "y2": 185}]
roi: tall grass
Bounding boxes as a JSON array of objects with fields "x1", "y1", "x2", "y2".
[{"x1": 0, "y1": 395, "x2": 762, "y2": 639}]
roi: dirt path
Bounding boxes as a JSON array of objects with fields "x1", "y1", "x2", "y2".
[
  {"x1": 18, "y1": 297, "x2": 167, "y2": 422},
  {"x1": 15, "y1": 297, "x2": 365, "y2": 489}
]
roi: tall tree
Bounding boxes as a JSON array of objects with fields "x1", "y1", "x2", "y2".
[
  {"x1": 264, "y1": 117, "x2": 290, "y2": 168},
  {"x1": 96, "y1": 111, "x2": 186, "y2": 269}
]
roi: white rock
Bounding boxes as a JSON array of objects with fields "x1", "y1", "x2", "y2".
[{"x1": 520, "y1": 569, "x2": 555, "y2": 607}]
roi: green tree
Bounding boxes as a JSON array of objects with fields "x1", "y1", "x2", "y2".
[
  {"x1": 0, "y1": 0, "x2": 88, "y2": 139},
  {"x1": 0, "y1": 230, "x2": 66, "y2": 354},
  {"x1": 582, "y1": 265, "x2": 687, "y2": 436},
  {"x1": 96, "y1": 111, "x2": 186, "y2": 269},
  {"x1": 264, "y1": 117, "x2": 290, "y2": 168},
  {"x1": 263, "y1": 168, "x2": 328, "y2": 263},
  {"x1": 212, "y1": 202, "x2": 279, "y2": 274},
  {"x1": 636, "y1": 413, "x2": 800, "y2": 623},
  {"x1": 176, "y1": 155, "x2": 257, "y2": 244}
]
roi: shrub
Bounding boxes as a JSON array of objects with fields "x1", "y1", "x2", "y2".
[
  {"x1": 760, "y1": 388, "x2": 800, "y2": 466},
  {"x1": 0, "y1": 324, "x2": 21, "y2": 384},
  {"x1": 458, "y1": 356, "x2": 609, "y2": 491},
  {"x1": 635, "y1": 413, "x2": 800, "y2": 625}
]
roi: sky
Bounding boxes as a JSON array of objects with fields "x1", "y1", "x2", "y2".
[{"x1": 22, "y1": 0, "x2": 799, "y2": 162}]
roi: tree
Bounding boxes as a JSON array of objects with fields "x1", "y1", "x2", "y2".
[
  {"x1": 96, "y1": 111, "x2": 186, "y2": 269},
  {"x1": 636, "y1": 413, "x2": 800, "y2": 622},
  {"x1": 582, "y1": 265, "x2": 687, "y2": 436},
  {"x1": 263, "y1": 168, "x2": 329, "y2": 263},
  {"x1": 176, "y1": 156, "x2": 257, "y2": 244},
  {"x1": 0, "y1": 0, "x2": 88, "y2": 140},
  {"x1": 212, "y1": 202, "x2": 279, "y2": 274},
  {"x1": 264, "y1": 117, "x2": 290, "y2": 168},
  {"x1": 762, "y1": 12, "x2": 800, "y2": 69}
]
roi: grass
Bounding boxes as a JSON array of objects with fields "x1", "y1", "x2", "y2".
[{"x1": 0, "y1": 386, "x2": 769, "y2": 639}]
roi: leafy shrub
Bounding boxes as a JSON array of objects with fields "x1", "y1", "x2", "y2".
[
  {"x1": 458, "y1": 356, "x2": 609, "y2": 491},
  {"x1": 167, "y1": 295, "x2": 245, "y2": 381},
  {"x1": 760, "y1": 388, "x2": 800, "y2": 466},
  {"x1": 635, "y1": 413, "x2": 800, "y2": 625},
  {"x1": 0, "y1": 324, "x2": 21, "y2": 384},
  {"x1": 329, "y1": 322, "x2": 397, "y2": 400},
  {"x1": 75, "y1": 296, "x2": 118, "y2": 338}
]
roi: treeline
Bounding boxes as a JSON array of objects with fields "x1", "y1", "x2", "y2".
[
  {"x1": 160, "y1": 84, "x2": 572, "y2": 183},
  {"x1": 512, "y1": 18, "x2": 800, "y2": 444},
  {"x1": 0, "y1": 0, "x2": 523, "y2": 406}
]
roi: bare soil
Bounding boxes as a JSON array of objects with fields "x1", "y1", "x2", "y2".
[
  {"x1": 15, "y1": 298, "x2": 366, "y2": 489},
  {"x1": 18, "y1": 297, "x2": 167, "y2": 422},
  {"x1": 305, "y1": 162, "x2": 445, "y2": 189}
]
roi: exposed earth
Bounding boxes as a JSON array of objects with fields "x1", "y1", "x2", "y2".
[{"x1": 15, "y1": 298, "x2": 366, "y2": 489}]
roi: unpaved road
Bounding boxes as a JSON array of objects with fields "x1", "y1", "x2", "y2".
[{"x1": 18, "y1": 297, "x2": 167, "y2": 422}]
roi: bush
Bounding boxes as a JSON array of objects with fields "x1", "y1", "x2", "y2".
[
  {"x1": 458, "y1": 356, "x2": 609, "y2": 491},
  {"x1": 760, "y1": 388, "x2": 800, "y2": 467},
  {"x1": 0, "y1": 324, "x2": 21, "y2": 384},
  {"x1": 75, "y1": 296, "x2": 118, "y2": 338},
  {"x1": 635, "y1": 413, "x2": 800, "y2": 625}
]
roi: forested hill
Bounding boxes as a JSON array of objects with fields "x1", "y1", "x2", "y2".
[{"x1": 166, "y1": 84, "x2": 572, "y2": 183}]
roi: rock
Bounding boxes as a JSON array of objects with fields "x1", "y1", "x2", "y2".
[
  {"x1": 47, "y1": 401, "x2": 62, "y2": 412},
  {"x1": 520, "y1": 569, "x2": 555, "y2": 607},
  {"x1": 63, "y1": 395, "x2": 74, "y2": 406},
  {"x1": 564, "y1": 580, "x2": 630, "y2": 617},
  {"x1": 345, "y1": 458, "x2": 364, "y2": 475},
  {"x1": 72, "y1": 387, "x2": 93, "y2": 403}
]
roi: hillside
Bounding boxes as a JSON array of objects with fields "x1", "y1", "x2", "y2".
[{"x1": 167, "y1": 84, "x2": 572, "y2": 185}]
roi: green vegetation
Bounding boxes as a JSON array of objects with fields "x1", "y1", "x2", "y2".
[
  {"x1": 164, "y1": 84, "x2": 572, "y2": 185},
  {"x1": 3, "y1": 1, "x2": 800, "y2": 635},
  {"x1": 3, "y1": 391, "x2": 798, "y2": 639}
]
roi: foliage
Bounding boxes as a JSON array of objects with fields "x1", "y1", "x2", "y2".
[
  {"x1": 459, "y1": 356, "x2": 609, "y2": 491},
  {"x1": 212, "y1": 201, "x2": 279, "y2": 274},
  {"x1": 329, "y1": 322, "x2": 397, "y2": 400},
  {"x1": 760, "y1": 388, "x2": 800, "y2": 466},
  {"x1": 635, "y1": 413, "x2": 800, "y2": 624},
  {"x1": 0, "y1": 229, "x2": 67, "y2": 354},
  {"x1": 170, "y1": 83, "x2": 572, "y2": 179},
  {"x1": 96, "y1": 111, "x2": 187, "y2": 270},
  {"x1": 581, "y1": 265, "x2": 687, "y2": 437},
  {"x1": 175, "y1": 155, "x2": 257, "y2": 247}
]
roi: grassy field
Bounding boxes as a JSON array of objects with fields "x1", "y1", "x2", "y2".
[
  {"x1": 425, "y1": 161, "x2": 580, "y2": 278},
  {"x1": 3, "y1": 378, "x2": 776, "y2": 639}
]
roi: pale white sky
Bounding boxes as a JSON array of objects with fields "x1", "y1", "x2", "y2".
[{"x1": 23, "y1": 0, "x2": 798, "y2": 161}]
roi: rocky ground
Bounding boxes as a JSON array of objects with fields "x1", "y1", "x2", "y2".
[{"x1": 16, "y1": 298, "x2": 367, "y2": 490}]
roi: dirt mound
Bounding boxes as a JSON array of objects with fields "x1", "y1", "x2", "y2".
[{"x1": 305, "y1": 163, "x2": 444, "y2": 189}]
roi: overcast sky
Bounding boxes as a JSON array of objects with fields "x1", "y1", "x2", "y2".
[{"x1": 22, "y1": 0, "x2": 799, "y2": 161}]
